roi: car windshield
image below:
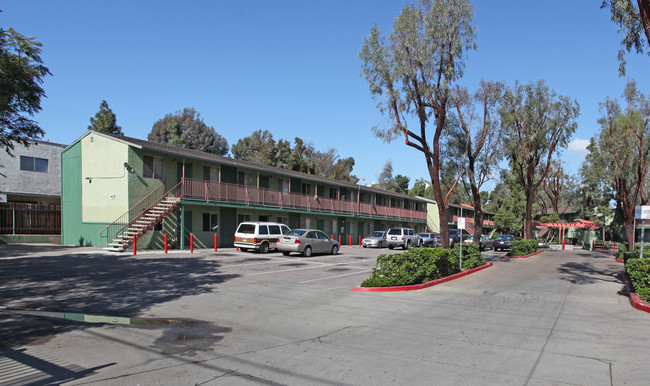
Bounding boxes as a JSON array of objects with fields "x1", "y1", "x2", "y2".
[
  {"x1": 496, "y1": 235, "x2": 514, "y2": 241},
  {"x1": 287, "y1": 230, "x2": 307, "y2": 237},
  {"x1": 372, "y1": 232, "x2": 384, "y2": 237},
  {"x1": 419, "y1": 233, "x2": 429, "y2": 237},
  {"x1": 387, "y1": 229, "x2": 401, "y2": 235}
]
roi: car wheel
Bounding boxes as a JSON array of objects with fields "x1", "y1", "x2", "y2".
[
  {"x1": 362, "y1": 245, "x2": 367, "y2": 248},
  {"x1": 302, "y1": 246, "x2": 312, "y2": 257},
  {"x1": 282, "y1": 251, "x2": 291, "y2": 256},
  {"x1": 259, "y1": 242, "x2": 269, "y2": 254},
  {"x1": 404, "y1": 242, "x2": 410, "y2": 250},
  {"x1": 388, "y1": 245, "x2": 394, "y2": 249},
  {"x1": 331, "y1": 245, "x2": 338, "y2": 255}
]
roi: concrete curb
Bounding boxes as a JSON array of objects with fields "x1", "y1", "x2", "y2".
[
  {"x1": 502, "y1": 250, "x2": 544, "y2": 259},
  {"x1": 351, "y1": 262, "x2": 493, "y2": 292},
  {"x1": 621, "y1": 271, "x2": 650, "y2": 313}
]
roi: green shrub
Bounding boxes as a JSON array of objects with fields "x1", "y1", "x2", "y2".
[
  {"x1": 508, "y1": 239, "x2": 538, "y2": 256},
  {"x1": 359, "y1": 246, "x2": 486, "y2": 287},
  {"x1": 622, "y1": 250, "x2": 650, "y2": 263},
  {"x1": 449, "y1": 243, "x2": 486, "y2": 270},
  {"x1": 626, "y1": 257, "x2": 650, "y2": 295},
  {"x1": 636, "y1": 288, "x2": 650, "y2": 301}
]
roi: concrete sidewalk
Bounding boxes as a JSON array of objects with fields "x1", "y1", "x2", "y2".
[{"x1": 1, "y1": 247, "x2": 649, "y2": 385}]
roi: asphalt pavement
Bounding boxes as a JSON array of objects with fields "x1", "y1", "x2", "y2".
[{"x1": 0, "y1": 244, "x2": 648, "y2": 385}]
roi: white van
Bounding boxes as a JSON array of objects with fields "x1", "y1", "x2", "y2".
[{"x1": 234, "y1": 222, "x2": 291, "y2": 253}]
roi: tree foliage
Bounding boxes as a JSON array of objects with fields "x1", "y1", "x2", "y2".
[
  {"x1": 584, "y1": 80, "x2": 650, "y2": 247},
  {"x1": 231, "y1": 130, "x2": 359, "y2": 183},
  {"x1": 450, "y1": 80, "x2": 505, "y2": 243},
  {"x1": 88, "y1": 100, "x2": 122, "y2": 134},
  {"x1": 0, "y1": 26, "x2": 51, "y2": 156},
  {"x1": 360, "y1": 0, "x2": 476, "y2": 247},
  {"x1": 601, "y1": 0, "x2": 650, "y2": 76},
  {"x1": 148, "y1": 108, "x2": 229, "y2": 156},
  {"x1": 538, "y1": 158, "x2": 577, "y2": 215},
  {"x1": 499, "y1": 80, "x2": 580, "y2": 239}
]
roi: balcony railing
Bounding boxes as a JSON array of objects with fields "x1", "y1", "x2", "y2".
[
  {"x1": 181, "y1": 178, "x2": 426, "y2": 222},
  {"x1": 452, "y1": 215, "x2": 495, "y2": 227}
]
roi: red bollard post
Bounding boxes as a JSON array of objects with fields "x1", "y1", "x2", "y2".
[
  {"x1": 190, "y1": 234, "x2": 194, "y2": 253},
  {"x1": 592, "y1": 240, "x2": 595, "y2": 251},
  {"x1": 133, "y1": 235, "x2": 137, "y2": 256},
  {"x1": 214, "y1": 234, "x2": 217, "y2": 252},
  {"x1": 349, "y1": 235, "x2": 352, "y2": 247},
  {"x1": 164, "y1": 234, "x2": 168, "y2": 254},
  {"x1": 359, "y1": 235, "x2": 361, "y2": 246},
  {"x1": 338, "y1": 235, "x2": 341, "y2": 245},
  {"x1": 331, "y1": 235, "x2": 333, "y2": 239},
  {"x1": 562, "y1": 238, "x2": 566, "y2": 251},
  {"x1": 602, "y1": 241, "x2": 605, "y2": 250}
]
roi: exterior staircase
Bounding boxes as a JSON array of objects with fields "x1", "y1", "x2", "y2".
[{"x1": 101, "y1": 181, "x2": 183, "y2": 252}]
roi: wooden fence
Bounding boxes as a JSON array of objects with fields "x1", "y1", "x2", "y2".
[{"x1": 0, "y1": 203, "x2": 61, "y2": 234}]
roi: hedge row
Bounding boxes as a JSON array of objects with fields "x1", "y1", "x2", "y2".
[
  {"x1": 619, "y1": 249, "x2": 650, "y2": 263},
  {"x1": 360, "y1": 244, "x2": 486, "y2": 287},
  {"x1": 507, "y1": 239, "x2": 538, "y2": 257},
  {"x1": 626, "y1": 257, "x2": 650, "y2": 300}
]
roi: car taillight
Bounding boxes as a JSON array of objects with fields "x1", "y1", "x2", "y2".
[
  {"x1": 254, "y1": 237, "x2": 258, "y2": 243},
  {"x1": 401, "y1": 236, "x2": 404, "y2": 241},
  {"x1": 295, "y1": 239, "x2": 301, "y2": 244}
]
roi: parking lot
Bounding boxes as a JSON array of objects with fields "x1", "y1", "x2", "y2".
[{"x1": 2, "y1": 245, "x2": 650, "y2": 385}]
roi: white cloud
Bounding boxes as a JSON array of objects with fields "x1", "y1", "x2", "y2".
[{"x1": 567, "y1": 138, "x2": 590, "y2": 154}]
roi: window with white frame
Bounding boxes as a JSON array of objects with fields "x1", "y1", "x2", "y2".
[
  {"x1": 20, "y1": 156, "x2": 48, "y2": 173},
  {"x1": 202, "y1": 213, "x2": 219, "y2": 232},
  {"x1": 143, "y1": 155, "x2": 164, "y2": 180}
]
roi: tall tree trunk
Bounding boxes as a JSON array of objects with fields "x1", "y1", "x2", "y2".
[
  {"x1": 471, "y1": 183, "x2": 483, "y2": 244},
  {"x1": 639, "y1": 0, "x2": 650, "y2": 50},
  {"x1": 625, "y1": 217, "x2": 636, "y2": 250},
  {"x1": 430, "y1": 164, "x2": 449, "y2": 248},
  {"x1": 524, "y1": 187, "x2": 535, "y2": 239}
]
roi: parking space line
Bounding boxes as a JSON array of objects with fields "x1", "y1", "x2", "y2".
[{"x1": 298, "y1": 269, "x2": 373, "y2": 284}]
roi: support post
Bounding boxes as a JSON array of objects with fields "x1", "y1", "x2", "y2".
[
  {"x1": 164, "y1": 234, "x2": 168, "y2": 254},
  {"x1": 180, "y1": 205, "x2": 185, "y2": 250}
]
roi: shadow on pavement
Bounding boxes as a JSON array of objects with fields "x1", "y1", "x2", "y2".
[
  {"x1": 0, "y1": 251, "x2": 239, "y2": 347},
  {"x1": 556, "y1": 259, "x2": 622, "y2": 285}
]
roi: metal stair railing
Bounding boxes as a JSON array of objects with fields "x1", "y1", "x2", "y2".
[{"x1": 100, "y1": 181, "x2": 183, "y2": 247}]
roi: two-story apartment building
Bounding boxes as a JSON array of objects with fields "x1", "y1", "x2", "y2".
[
  {"x1": 0, "y1": 139, "x2": 66, "y2": 205},
  {"x1": 61, "y1": 131, "x2": 428, "y2": 250}
]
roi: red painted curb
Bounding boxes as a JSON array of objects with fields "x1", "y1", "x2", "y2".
[
  {"x1": 351, "y1": 262, "x2": 493, "y2": 292},
  {"x1": 621, "y1": 271, "x2": 650, "y2": 313},
  {"x1": 501, "y1": 250, "x2": 543, "y2": 259},
  {"x1": 616, "y1": 258, "x2": 625, "y2": 264}
]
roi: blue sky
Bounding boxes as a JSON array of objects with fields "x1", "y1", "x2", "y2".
[{"x1": 3, "y1": 0, "x2": 649, "y2": 189}]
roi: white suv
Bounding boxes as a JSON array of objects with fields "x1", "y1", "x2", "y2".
[
  {"x1": 386, "y1": 227, "x2": 420, "y2": 250},
  {"x1": 234, "y1": 222, "x2": 291, "y2": 253}
]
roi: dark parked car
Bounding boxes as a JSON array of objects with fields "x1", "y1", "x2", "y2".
[
  {"x1": 449, "y1": 229, "x2": 471, "y2": 246},
  {"x1": 463, "y1": 234, "x2": 491, "y2": 251},
  {"x1": 492, "y1": 234, "x2": 515, "y2": 251}
]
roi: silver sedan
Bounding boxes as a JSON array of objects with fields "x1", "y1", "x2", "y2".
[
  {"x1": 362, "y1": 231, "x2": 387, "y2": 248},
  {"x1": 277, "y1": 229, "x2": 340, "y2": 257}
]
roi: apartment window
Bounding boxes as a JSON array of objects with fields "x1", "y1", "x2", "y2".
[
  {"x1": 202, "y1": 213, "x2": 219, "y2": 232},
  {"x1": 238, "y1": 171, "x2": 254, "y2": 186},
  {"x1": 276, "y1": 216, "x2": 288, "y2": 225},
  {"x1": 20, "y1": 156, "x2": 48, "y2": 173},
  {"x1": 143, "y1": 155, "x2": 164, "y2": 180},
  {"x1": 202, "y1": 166, "x2": 218, "y2": 181},
  {"x1": 277, "y1": 178, "x2": 289, "y2": 193},
  {"x1": 301, "y1": 183, "x2": 311, "y2": 195},
  {"x1": 329, "y1": 188, "x2": 338, "y2": 199},
  {"x1": 258, "y1": 215, "x2": 269, "y2": 222},
  {"x1": 237, "y1": 214, "x2": 251, "y2": 224}
]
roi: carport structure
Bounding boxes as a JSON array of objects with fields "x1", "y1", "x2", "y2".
[{"x1": 533, "y1": 218, "x2": 600, "y2": 248}]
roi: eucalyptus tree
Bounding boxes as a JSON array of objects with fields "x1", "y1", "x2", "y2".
[
  {"x1": 360, "y1": 0, "x2": 476, "y2": 248},
  {"x1": 451, "y1": 80, "x2": 505, "y2": 243},
  {"x1": 148, "y1": 107, "x2": 229, "y2": 156},
  {"x1": 601, "y1": 0, "x2": 650, "y2": 76},
  {"x1": 0, "y1": 27, "x2": 51, "y2": 156},
  {"x1": 585, "y1": 80, "x2": 650, "y2": 247},
  {"x1": 231, "y1": 129, "x2": 278, "y2": 165},
  {"x1": 538, "y1": 158, "x2": 577, "y2": 215},
  {"x1": 88, "y1": 100, "x2": 122, "y2": 134},
  {"x1": 500, "y1": 80, "x2": 580, "y2": 239}
]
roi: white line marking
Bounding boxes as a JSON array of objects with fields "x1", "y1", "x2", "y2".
[{"x1": 298, "y1": 270, "x2": 373, "y2": 283}]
